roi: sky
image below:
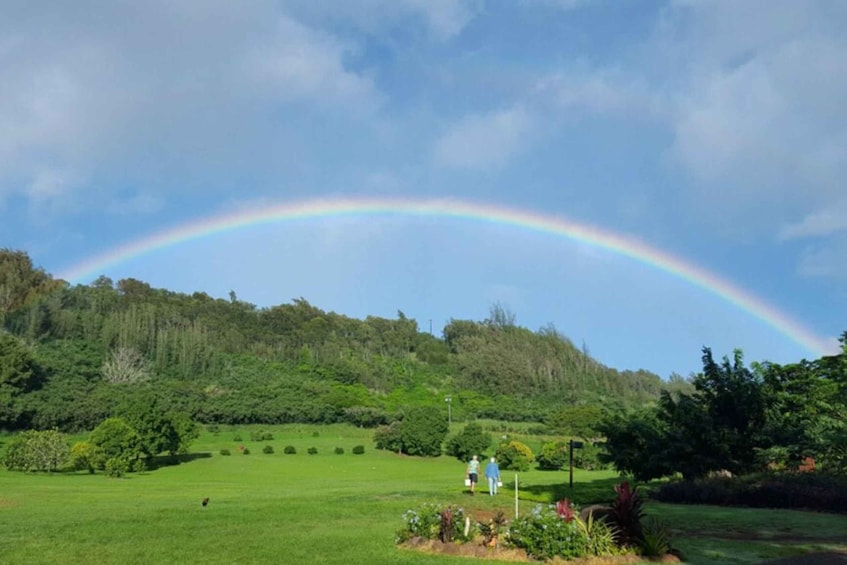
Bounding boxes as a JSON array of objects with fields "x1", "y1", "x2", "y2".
[{"x1": 1, "y1": 0, "x2": 845, "y2": 378}]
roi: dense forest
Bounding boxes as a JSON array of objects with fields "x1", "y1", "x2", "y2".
[{"x1": 0, "y1": 249, "x2": 687, "y2": 432}]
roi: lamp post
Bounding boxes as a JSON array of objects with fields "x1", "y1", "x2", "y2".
[{"x1": 445, "y1": 396, "x2": 452, "y2": 426}]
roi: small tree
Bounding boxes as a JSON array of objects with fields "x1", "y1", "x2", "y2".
[
  {"x1": 536, "y1": 441, "x2": 569, "y2": 470},
  {"x1": 89, "y1": 417, "x2": 143, "y2": 471},
  {"x1": 70, "y1": 441, "x2": 102, "y2": 473},
  {"x1": 400, "y1": 406, "x2": 449, "y2": 457},
  {"x1": 445, "y1": 422, "x2": 492, "y2": 461},
  {"x1": 495, "y1": 440, "x2": 534, "y2": 472},
  {"x1": 3, "y1": 429, "x2": 69, "y2": 472}
]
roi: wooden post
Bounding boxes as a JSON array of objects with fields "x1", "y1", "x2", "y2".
[{"x1": 569, "y1": 439, "x2": 574, "y2": 489}]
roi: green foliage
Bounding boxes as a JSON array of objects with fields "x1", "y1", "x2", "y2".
[
  {"x1": 283, "y1": 445, "x2": 296, "y2": 454},
  {"x1": 352, "y1": 445, "x2": 365, "y2": 454},
  {"x1": 89, "y1": 417, "x2": 143, "y2": 470},
  {"x1": 546, "y1": 404, "x2": 605, "y2": 438},
  {"x1": 444, "y1": 422, "x2": 491, "y2": 461},
  {"x1": 395, "y1": 502, "x2": 473, "y2": 544},
  {"x1": 220, "y1": 448, "x2": 231, "y2": 456},
  {"x1": 251, "y1": 430, "x2": 274, "y2": 441},
  {"x1": 233, "y1": 434, "x2": 242, "y2": 441},
  {"x1": 507, "y1": 504, "x2": 591, "y2": 560},
  {"x1": 573, "y1": 442, "x2": 609, "y2": 471},
  {"x1": 334, "y1": 447, "x2": 344, "y2": 454},
  {"x1": 307, "y1": 446, "x2": 318, "y2": 455},
  {"x1": 104, "y1": 456, "x2": 129, "y2": 477},
  {"x1": 262, "y1": 445, "x2": 274, "y2": 454},
  {"x1": 651, "y1": 472, "x2": 847, "y2": 513},
  {"x1": 536, "y1": 441, "x2": 569, "y2": 470},
  {"x1": 494, "y1": 440, "x2": 534, "y2": 471},
  {"x1": 399, "y1": 406, "x2": 449, "y2": 457},
  {"x1": 69, "y1": 440, "x2": 101, "y2": 473},
  {"x1": 373, "y1": 421, "x2": 403, "y2": 452},
  {"x1": 242, "y1": 447, "x2": 250, "y2": 455},
  {"x1": 3, "y1": 429, "x2": 69, "y2": 472},
  {"x1": 639, "y1": 517, "x2": 672, "y2": 557}
]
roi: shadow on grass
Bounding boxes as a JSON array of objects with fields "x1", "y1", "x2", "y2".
[
  {"x1": 518, "y1": 475, "x2": 624, "y2": 505},
  {"x1": 146, "y1": 452, "x2": 212, "y2": 470}
]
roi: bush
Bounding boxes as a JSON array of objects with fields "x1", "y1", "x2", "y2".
[
  {"x1": 352, "y1": 445, "x2": 365, "y2": 455},
  {"x1": 334, "y1": 447, "x2": 344, "y2": 455},
  {"x1": 104, "y1": 457, "x2": 129, "y2": 478},
  {"x1": 396, "y1": 502, "x2": 474, "y2": 544},
  {"x1": 312, "y1": 431, "x2": 320, "y2": 437},
  {"x1": 307, "y1": 447, "x2": 318, "y2": 455},
  {"x1": 4, "y1": 429, "x2": 70, "y2": 472},
  {"x1": 250, "y1": 431, "x2": 273, "y2": 441},
  {"x1": 70, "y1": 441, "x2": 102, "y2": 473},
  {"x1": 495, "y1": 440, "x2": 534, "y2": 472},
  {"x1": 242, "y1": 448, "x2": 251, "y2": 455},
  {"x1": 233, "y1": 434, "x2": 242, "y2": 442},
  {"x1": 284, "y1": 445, "x2": 296, "y2": 454},
  {"x1": 507, "y1": 504, "x2": 590, "y2": 560},
  {"x1": 262, "y1": 445, "x2": 274, "y2": 454},
  {"x1": 445, "y1": 422, "x2": 492, "y2": 461},
  {"x1": 536, "y1": 441, "x2": 569, "y2": 470},
  {"x1": 220, "y1": 449, "x2": 231, "y2": 456}
]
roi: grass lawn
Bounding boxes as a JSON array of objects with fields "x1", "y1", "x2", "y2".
[{"x1": 2, "y1": 424, "x2": 846, "y2": 564}]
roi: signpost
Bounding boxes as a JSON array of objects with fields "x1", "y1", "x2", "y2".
[{"x1": 568, "y1": 439, "x2": 584, "y2": 489}]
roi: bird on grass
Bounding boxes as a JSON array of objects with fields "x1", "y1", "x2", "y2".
[{"x1": 202, "y1": 497, "x2": 210, "y2": 507}]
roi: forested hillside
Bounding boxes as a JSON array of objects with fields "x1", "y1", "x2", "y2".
[{"x1": 1, "y1": 249, "x2": 681, "y2": 432}]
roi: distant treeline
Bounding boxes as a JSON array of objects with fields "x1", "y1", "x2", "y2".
[{"x1": 1, "y1": 249, "x2": 688, "y2": 432}]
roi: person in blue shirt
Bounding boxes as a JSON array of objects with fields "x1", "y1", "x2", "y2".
[{"x1": 484, "y1": 456, "x2": 501, "y2": 496}]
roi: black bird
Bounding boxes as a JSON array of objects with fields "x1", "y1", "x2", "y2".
[{"x1": 202, "y1": 497, "x2": 209, "y2": 507}]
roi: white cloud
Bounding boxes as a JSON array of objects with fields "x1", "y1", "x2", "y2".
[
  {"x1": 434, "y1": 107, "x2": 533, "y2": 169},
  {"x1": 780, "y1": 203, "x2": 847, "y2": 240},
  {"x1": 283, "y1": 0, "x2": 481, "y2": 40},
  {"x1": 795, "y1": 236, "x2": 847, "y2": 279},
  {"x1": 0, "y1": 3, "x2": 382, "y2": 211}
]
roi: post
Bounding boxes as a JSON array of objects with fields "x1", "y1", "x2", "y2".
[
  {"x1": 445, "y1": 396, "x2": 452, "y2": 425},
  {"x1": 514, "y1": 474, "x2": 519, "y2": 518},
  {"x1": 569, "y1": 439, "x2": 574, "y2": 489}
]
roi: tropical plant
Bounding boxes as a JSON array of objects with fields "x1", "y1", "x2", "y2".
[{"x1": 495, "y1": 440, "x2": 534, "y2": 471}]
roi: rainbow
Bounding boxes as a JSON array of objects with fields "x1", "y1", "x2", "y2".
[{"x1": 57, "y1": 196, "x2": 831, "y2": 356}]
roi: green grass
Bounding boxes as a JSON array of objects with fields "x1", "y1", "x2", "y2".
[{"x1": 2, "y1": 424, "x2": 847, "y2": 564}]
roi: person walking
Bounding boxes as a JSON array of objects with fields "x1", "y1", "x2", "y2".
[
  {"x1": 485, "y1": 456, "x2": 501, "y2": 496},
  {"x1": 466, "y1": 455, "x2": 480, "y2": 494}
]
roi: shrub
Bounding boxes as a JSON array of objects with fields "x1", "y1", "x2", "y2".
[
  {"x1": 573, "y1": 442, "x2": 609, "y2": 471},
  {"x1": 352, "y1": 445, "x2": 365, "y2": 455},
  {"x1": 507, "y1": 504, "x2": 590, "y2": 560},
  {"x1": 220, "y1": 448, "x2": 231, "y2": 456},
  {"x1": 640, "y1": 517, "x2": 672, "y2": 557},
  {"x1": 207, "y1": 424, "x2": 220, "y2": 434},
  {"x1": 233, "y1": 434, "x2": 242, "y2": 442},
  {"x1": 105, "y1": 457, "x2": 129, "y2": 478},
  {"x1": 70, "y1": 441, "x2": 102, "y2": 473},
  {"x1": 495, "y1": 440, "x2": 534, "y2": 472},
  {"x1": 242, "y1": 448, "x2": 250, "y2": 455},
  {"x1": 262, "y1": 445, "x2": 274, "y2": 454},
  {"x1": 610, "y1": 481, "x2": 644, "y2": 547},
  {"x1": 445, "y1": 422, "x2": 492, "y2": 461},
  {"x1": 4, "y1": 430, "x2": 70, "y2": 472},
  {"x1": 334, "y1": 447, "x2": 344, "y2": 455},
  {"x1": 250, "y1": 431, "x2": 274, "y2": 441},
  {"x1": 396, "y1": 503, "x2": 473, "y2": 544},
  {"x1": 537, "y1": 441, "x2": 569, "y2": 471},
  {"x1": 307, "y1": 447, "x2": 318, "y2": 455},
  {"x1": 312, "y1": 431, "x2": 320, "y2": 437},
  {"x1": 284, "y1": 445, "x2": 296, "y2": 454}
]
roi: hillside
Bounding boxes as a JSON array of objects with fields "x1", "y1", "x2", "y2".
[{"x1": 0, "y1": 249, "x2": 681, "y2": 432}]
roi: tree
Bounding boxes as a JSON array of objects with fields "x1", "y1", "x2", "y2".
[
  {"x1": 89, "y1": 417, "x2": 143, "y2": 470},
  {"x1": 399, "y1": 406, "x2": 449, "y2": 457},
  {"x1": 445, "y1": 422, "x2": 492, "y2": 461},
  {"x1": 536, "y1": 441, "x2": 569, "y2": 470},
  {"x1": 3, "y1": 429, "x2": 69, "y2": 472},
  {"x1": 599, "y1": 409, "x2": 675, "y2": 481},
  {"x1": 102, "y1": 347, "x2": 150, "y2": 384},
  {"x1": 494, "y1": 440, "x2": 534, "y2": 472},
  {"x1": 546, "y1": 404, "x2": 605, "y2": 439}
]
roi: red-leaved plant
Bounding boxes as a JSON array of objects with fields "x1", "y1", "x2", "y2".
[
  {"x1": 611, "y1": 481, "x2": 644, "y2": 547},
  {"x1": 555, "y1": 498, "x2": 576, "y2": 522}
]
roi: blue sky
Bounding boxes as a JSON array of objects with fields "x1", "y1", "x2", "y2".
[{"x1": 1, "y1": 0, "x2": 845, "y2": 378}]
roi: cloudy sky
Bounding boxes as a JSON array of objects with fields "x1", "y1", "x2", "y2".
[{"x1": 2, "y1": 0, "x2": 845, "y2": 377}]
